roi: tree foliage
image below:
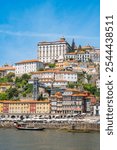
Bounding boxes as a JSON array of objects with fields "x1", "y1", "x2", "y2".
[
  {"x1": 48, "y1": 63, "x2": 55, "y2": 68},
  {"x1": 6, "y1": 87, "x2": 19, "y2": 100},
  {"x1": 83, "y1": 83, "x2": 100, "y2": 97},
  {"x1": 0, "y1": 93, "x2": 7, "y2": 100}
]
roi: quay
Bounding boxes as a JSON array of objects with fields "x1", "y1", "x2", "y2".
[{"x1": 0, "y1": 116, "x2": 100, "y2": 132}]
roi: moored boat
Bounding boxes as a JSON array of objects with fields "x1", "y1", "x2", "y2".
[{"x1": 16, "y1": 123, "x2": 45, "y2": 131}]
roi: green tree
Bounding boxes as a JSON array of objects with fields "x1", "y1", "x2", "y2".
[
  {"x1": 48, "y1": 63, "x2": 55, "y2": 68},
  {"x1": 83, "y1": 83, "x2": 99, "y2": 96},
  {"x1": 86, "y1": 74, "x2": 92, "y2": 83},
  {"x1": 23, "y1": 84, "x2": 33, "y2": 94},
  {"x1": 22, "y1": 92, "x2": 27, "y2": 97},
  {"x1": 67, "y1": 82, "x2": 76, "y2": 88},
  {"x1": 0, "y1": 77, "x2": 8, "y2": 83},
  {"x1": 37, "y1": 93, "x2": 46, "y2": 101},
  {"x1": 21, "y1": 74, "x2": 31, "y2": 81},
  {"x1": 6, "y1": 87, "x2": 19, "y2": 100},
  {"x1": 6, "y1": 72, "x2": 15, "y2": 79},
  {"x1": 0, "y1": 93, "x2": 7, "y2": 100}
]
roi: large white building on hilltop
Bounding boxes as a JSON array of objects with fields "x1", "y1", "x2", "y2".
[
  {"x1": 15, "y1": 59, "x2": 44, "y2": 76},
  {"x1": 37, "y1": 37, "x2": 72, "y2": 63}
]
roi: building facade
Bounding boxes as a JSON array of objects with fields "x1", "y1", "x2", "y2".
[
  {"x1": 37, "y1": 37, "x2": 72, "y2": 63},
  {"x1": 0, "y1": 100, "x2": 50, "y2": 114},
  {"x1": 0, "y1": 65, "x2": 15, "y2": 77},
  {"x1": 31, "y1": 70, "x2": 78, "y2": 87},
  {"x1": 15, "y1": 59, "x2": 44, "y2": 76},
  {"x1": 65, "y1": 48, "x2": 100, "y2": 63},
  {"x1": 50, "y1": 90, "x2": 92, "y2": 114}
]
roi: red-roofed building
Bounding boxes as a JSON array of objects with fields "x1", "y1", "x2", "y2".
[
  {"x1": 0, "y1": 65, "x2": 15, "y2": 77},
  {"x1": 50, "y1": 90, "x2": 96, "y2": 114},
  {"x1": 15, "y1": 59, "x2": 44, "y2": 76}
]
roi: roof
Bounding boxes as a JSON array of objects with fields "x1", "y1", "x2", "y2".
[
  {"x1": 82, "y1": 45, "x2": 93, "y2": 49},
  {"x1": 65, "y1": 88, "x2": 79, "y2": 92},
  {"x1": 65, "y1": 52, "x2": 77, "y2": 55},
  {"x1": 0, "y1": 100, "x2": 50, "y2": 103},
  {"x1": 72, "y1": 94, "x2": 87, "y2": 97},
  {"x1": 54, "y1": 80, "x2": 67, "y2": 82},
  {"x1": 0, "y1": 83, "x2": 12, "y2": 86},
  {"x1": 38, "y1": 38, "x2": 67, "y2": 45},
  {"x1": 55, "y1": 92, "x2": 62, "y2": 96},
  {"x1": 15, "y1": 59, "x2": 42, "y2": 64},
  {"x1": 0, "y1": 66, "x2": 15, "y2": 71},
  {"x1": 32, "y1": 70, "x2": 77, "y2": 74},
  {"x1": 40, "y1": 80, "x2": 67, "y2": 83}
]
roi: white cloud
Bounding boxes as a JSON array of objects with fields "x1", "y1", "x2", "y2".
[{"x1": 0, "y1": 30, "x2": 99, "y2": 40}]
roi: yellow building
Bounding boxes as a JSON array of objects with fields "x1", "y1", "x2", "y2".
[
  {"x1": 8, "y1": 101, "x2": 30, "y2": 114},
  {"x1": 0, "y1": 100, "x2": 50, "y2": 114},
  {"x1": 0, "y1": 101, "x2": 3, "y2": 113},
  {"x1": 36, "y1": 100, "x2": 50, "y2": 114}
]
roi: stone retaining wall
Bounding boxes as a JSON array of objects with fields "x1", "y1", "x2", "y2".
[{"x1": 0, "y1": 121, "x2": 100, "y2": 131}]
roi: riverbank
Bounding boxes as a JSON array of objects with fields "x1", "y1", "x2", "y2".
[{"x1": 0, "y1": 121, "x2": 100, "y2": 132}]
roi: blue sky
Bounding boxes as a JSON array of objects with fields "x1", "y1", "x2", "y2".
[{"x1": 0, "y1": 0, "x2": 100, "y2": 66}]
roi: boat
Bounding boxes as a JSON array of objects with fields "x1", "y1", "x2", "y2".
[{"x1": 16, "y1": 123, "x2": 45, "y2": 131}]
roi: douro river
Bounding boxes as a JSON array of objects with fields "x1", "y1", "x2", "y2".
[{"x1": 0, "y1": 128, "x2": 99, "y2": 150}]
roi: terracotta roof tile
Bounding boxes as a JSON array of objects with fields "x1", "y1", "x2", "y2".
[
  {"x1": 15, "y1": 59, "x2": 42, "y2": 64},
  {"x1": 0, "y1": 100, "x2": 50, "y2": 103},
  {"x1": 0, "y1": 66, "x2": 15, "y2": 71}
]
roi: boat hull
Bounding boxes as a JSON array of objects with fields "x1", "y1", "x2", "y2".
[{"x1": 16, "y1": 127, "x2": 45, "y2": 131}]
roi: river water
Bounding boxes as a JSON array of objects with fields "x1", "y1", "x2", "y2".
[{"x1": 0, "y1": 128, "x2": 99, "y2": 150}]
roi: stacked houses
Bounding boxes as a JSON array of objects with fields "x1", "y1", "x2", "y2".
[{"x1": 0, "y1": 37, "x2": 100, "y2": 116}]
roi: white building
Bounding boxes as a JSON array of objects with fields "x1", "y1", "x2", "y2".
[
  {"x1": 37, "y1": 37, "x2": 72, "y2": 63},
  {"x1": 90, "y1": 49, "x2": 100, "y2": 63},
  {"x1": 93, "y1": 103, "x2": 100, "y2": 116},
  {"x1": 0, "y1": 65, "x2": 15, "y2": 77},
  {"x1": 39, "y1": 80, "x2": 68, "y2": 88},
  {"x1": 15, "y1": 59, "x2": 44, "y2": 76},
  {"x1": 31, "y1": 70, "x2": 77, "y2": 88},
  {"x1": 77, "y1": 51, "x2": 90, "y2": 62},
  {"x1": 65, "y1": 52, "x2": 77, "y2": 60},
  {"x1": 65, "y1": 48, "x2": 100, "y2": 63},
  {"x1": 31, "y1": 70, "x2": 78, "y2": 83}
]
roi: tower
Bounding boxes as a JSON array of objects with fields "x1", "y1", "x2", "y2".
[{"x1": 33, "y1": 77, "x2": 39, "y2": 100}]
